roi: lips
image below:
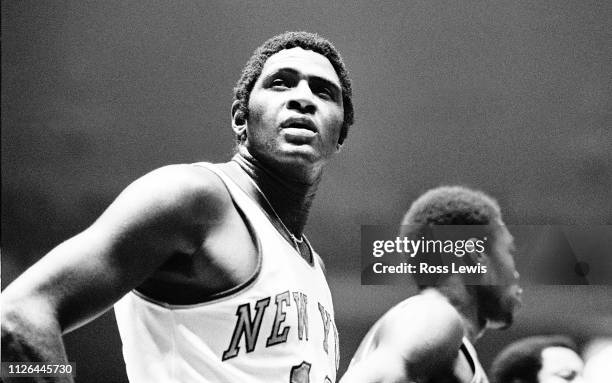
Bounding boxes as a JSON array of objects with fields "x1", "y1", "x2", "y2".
[{"x1": 281, "y1": 117, "x2": 317, "y2": 133}]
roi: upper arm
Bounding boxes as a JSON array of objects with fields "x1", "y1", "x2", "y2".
[
  {"x1": 342, "y1": 297, "x2": 464, "y2": 382},
  {"x1": 1, "y1": 164, "x2": 230, "y2": 333}
]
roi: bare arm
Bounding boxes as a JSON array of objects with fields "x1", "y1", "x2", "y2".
[
  {"x1": 1, "y1": 165, "x2": 228, "y2": 381},
  {"x1": 340, "y1": 295, "x2": 465, "y2": 383}
]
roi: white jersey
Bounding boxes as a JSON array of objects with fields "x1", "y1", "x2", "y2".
[
  {"x1": 460, "y1": 337, "x2": 489, "y2": 383},
  {"x1": 114, "y1": 163, "x2": 339, "y2": 383}
]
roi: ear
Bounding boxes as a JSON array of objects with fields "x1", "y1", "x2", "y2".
[{"x1": 231, "y1": 100, "x2": 247, "y2": 140}]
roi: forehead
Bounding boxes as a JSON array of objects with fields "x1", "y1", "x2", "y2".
[
  {"x1": 540, "y1": 347, "x2": 584, "y2": 371},
  {"x1": 259, "y1": 47, "x2": 340, "y2": 85}
]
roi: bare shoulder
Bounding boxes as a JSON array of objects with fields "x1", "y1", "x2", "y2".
[
  {"x1": 342, "y1": 294, "x2": 464, "y2": 382},
  {"x1": 398, "y1": 292, "x2": 463, "y2": 330},
  {"x1": 97, "y1": 164, "x2": 232, "y2": 231},
  {"x1": 127, "y1": 163, "x2": 230, "y2": 213},
  {"x1": 382, "y1": 293, "x2": 463, "y2": 343},
  {"x1": 0, "y1": 163, "x2": 236, "y2": 336},
  {"x1": 82, "y1": 162, "x2": 237, "y2": 261},
  {"x1": 374, "y1": 293, "x2": 464, "y2": 374}
]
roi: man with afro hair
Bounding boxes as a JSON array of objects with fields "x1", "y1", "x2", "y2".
[
  {"x1": 2, "y1": 31, "x2": 354, "y2": 383},
  {"x1": 341, "y1": 186, "x2": 523, "y2": 383},
  {"x1": 490, "y1": 336, "x2": 584, "y2": 383}
]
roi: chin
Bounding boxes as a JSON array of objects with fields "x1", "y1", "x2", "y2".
[
  {"x1": 278, "y1": 144, "x2": 328, "y2": 168},
  {"x1": 252, "y1": 143, "x2": 312, "y2": 166},
  {"x1": 283, "y1": 148, "x2": 318, "y2": 162},
  {"x1": 282, "y1": 142, "x2": 320, "y2": 158},
  {"x1": 270, "y1": 151, "x2": 327, "y2": 183},
  {"x1": 477, "y1": 286, "x2": 517, "y2": 330}
]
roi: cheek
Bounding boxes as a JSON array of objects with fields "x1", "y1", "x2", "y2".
[
  {"x1": 247, "y1": 98, "x2": 266, "y2": 126},
  {"x1": 326, "y1": 120, "x2": 343, "y2": 141},
  {"x1": 321, "y1": 108, "x2": 344, "y2": 140},
  {"x1": 331, "y1": 106, "x2": 344, "y2": 127},
  {"x1": 488, "y1": 257, "x2": 511, "y2": 283}
]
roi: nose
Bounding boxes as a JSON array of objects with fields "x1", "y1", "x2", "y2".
[
  {"x1": 513, "y1": 271, "x2": 522, "y2": 291},
  {"x1": 287, "y1": 80, "x2": 316, "y2": 114}
]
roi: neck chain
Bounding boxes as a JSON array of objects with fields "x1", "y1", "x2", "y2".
[{"x1": 247, "y1": 175, "x2": 306, "y2": 251}]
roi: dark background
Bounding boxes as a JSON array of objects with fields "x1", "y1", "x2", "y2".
[{"x1": 2, "y1": 1, "x2": 611, "y2": 381}]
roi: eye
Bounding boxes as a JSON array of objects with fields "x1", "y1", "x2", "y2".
[
  {"x1": 317, "y1": 88, "x2": 332, "y2": 99},
  {"x1": 271, "y1": 78, "x2": 288, "y2": 88},
  {"x1": 312, "y1": 85, "x2": 333, "y2": 100}
]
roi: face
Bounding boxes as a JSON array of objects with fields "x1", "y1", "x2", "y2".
[
  {"x1": 241, "y1": 47, "x2": 344, "y2": 179},
  {"x1": 538, "y1": 347, "x2": 585, "y2": 383},
  {"x1": 478, "y1": 223, "x2": 523, "y2": 329}
]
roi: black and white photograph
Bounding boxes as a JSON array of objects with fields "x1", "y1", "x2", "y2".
[{"x1": 2, "y1": 1, "x2": 611, "y2": 382}]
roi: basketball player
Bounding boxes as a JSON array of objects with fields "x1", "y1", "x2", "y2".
[
  {"x1": 583, "y1": 338, "x2": 612, "y2": 383},
  {"x1": 490, "y1": 336, "x2": 584, "y2": 383},
  {"x1": 341, "y1": 186, "x2": 523, "y2": 383},
  {"x1": 1, "y1": 31, "x2": 353, "y2": 382}
]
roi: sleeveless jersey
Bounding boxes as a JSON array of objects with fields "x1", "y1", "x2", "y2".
[
  {"x1": 114, "y1": 163, "x2": 339, "y2": 383},
  {"x1": 460, "y1": 337, "x2": 489, "y2": 383},
  {"x1": 349, "y1": 296, "x2": 488, "y2": 383}
]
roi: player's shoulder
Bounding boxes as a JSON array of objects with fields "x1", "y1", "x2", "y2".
[
  {"x1": 140, "y1": 162, "x2": 227, "y2": 194},
  {"x1": 122, "y1": 162, "x2": 232, "y2": 220},
  {"x1": 378, "y1": 291, "x2": 464, "y2": 349},
  {"x1": 385, "y1": 291, "x2": 460, "y2": 320},
  {"x1": 409, "y1": 290, "x2": 462, "y2": 323},
  {"x1": 366, "y1": 291, "x2": 465, "y2": 379}
]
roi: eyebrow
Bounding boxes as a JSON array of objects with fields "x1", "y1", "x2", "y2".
[{"x1": 263, "y1": 68, "x2": 342, "y2": 97}]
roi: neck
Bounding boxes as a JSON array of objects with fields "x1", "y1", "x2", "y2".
[
  {"x1": 433, "y1": 280, "x2": 486, "y2": 343},
  {"x1": 232, "y1": 148, "x2": 320, "y2": 237}
]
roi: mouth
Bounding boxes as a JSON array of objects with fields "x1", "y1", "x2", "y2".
[{"x1": 281, "y1": 117, "x2": 317, "y2": 133}]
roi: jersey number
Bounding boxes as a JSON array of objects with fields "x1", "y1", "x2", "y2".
[{"x1": 289, "y1": 361, "x2": 332, "y2": 383}]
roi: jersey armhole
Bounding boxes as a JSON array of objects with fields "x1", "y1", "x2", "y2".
[
  {"x1": 460, "y1": 342, "x2": 476, "y2": 374},
  {"x1": 131, "y1": 162, "x2": 264, "y2": 308}
]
